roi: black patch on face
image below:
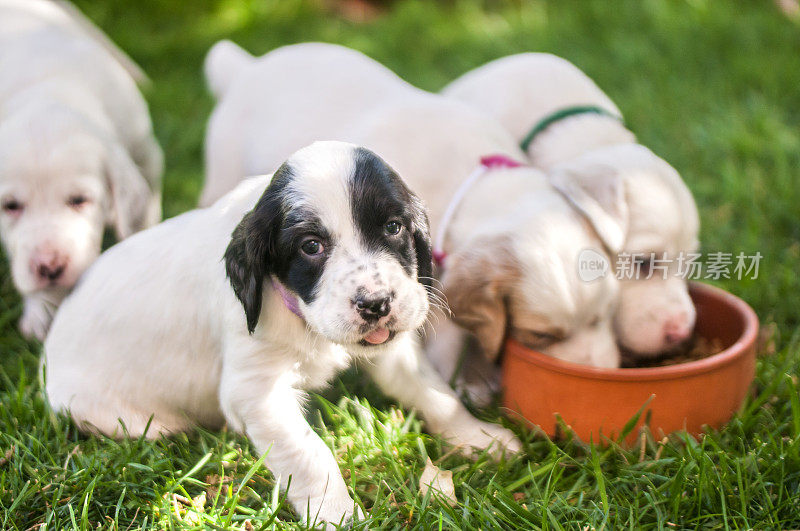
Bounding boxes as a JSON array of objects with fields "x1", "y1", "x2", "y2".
[
  {"x1": 348, "y1": 147, "x2": 433, "y2": 288},
  {"x1": 224, "y1": 163, "x2": 331, "y2": 332},
  {"x1": 225, "y1": 147, "x2": 433, "y2": 334},
  {"x1": 275, "y1": 206, "x2": 330, "y2": 304}
]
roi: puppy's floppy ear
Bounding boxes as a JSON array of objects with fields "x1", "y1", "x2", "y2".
[
  {"x1": 548, "y1": 160, "x2": 629, "y2": 254},
  {"x1": 409, "y1": 194, "x2": 433, "y2": 288},
  {"x1": 224, "y1": 187, "x2": 283, "y2": 334},
  {"x1": 105, "y1": 142, "x2": 155, "y2": 239},
  {"x1": 441, "y1": 237, "x2": 519, "y2": 361},
  {"x1": 225, "y1": 213, "x2": 265, "y2": 334}
]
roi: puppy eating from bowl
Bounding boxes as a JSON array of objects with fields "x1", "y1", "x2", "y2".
[
  {"x1": 44, "y1": 141, "x2": 520, "y2": 526},
  {"x1": 443, "y1": 53, "x2": 700, "y2": 359}
]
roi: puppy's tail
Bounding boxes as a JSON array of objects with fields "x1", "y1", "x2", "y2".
[{"x1": 204, "y1": 40, "x2": 254, "y2": 100}]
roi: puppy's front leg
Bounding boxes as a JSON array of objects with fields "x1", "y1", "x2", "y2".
[
  {"x1": 20, "y1": 290, "x2": 64, "y2": 340},
  {"x1": 365, "y1": 333, "x2": 521, "y2": 457},
  {"x1": 425, "y1": 317, "x2": 501, "y2": 407},
  {"x1": 220, "y1": 363, "x2": 359, "y2": 527}
]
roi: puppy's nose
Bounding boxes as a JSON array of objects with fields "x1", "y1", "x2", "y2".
[
  {"x1": 355, "y1": 291, "x2": 392, "y2": 321},
  {"x1": 663, "y1": 315, "x2": 692, "y2": 345},
  {"x1": 32, "y1": 254, "x2": 67, "y2": 283}
]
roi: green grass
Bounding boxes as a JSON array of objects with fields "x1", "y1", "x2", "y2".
[{"x1": 2, "y1": 0, "x2": 800, "y2": 528}]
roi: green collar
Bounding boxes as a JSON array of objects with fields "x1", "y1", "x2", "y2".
[{"x1": 519, "y1": 105, "x2": 624, "y2": 152}]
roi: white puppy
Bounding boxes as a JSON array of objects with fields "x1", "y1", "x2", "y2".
[
  {"x1": 45, "y1": 142, "x2": 520, "y2": 526},
  {"x1": 444, "y1": 53, "x2": 700, "y2": 356},
  {"x1": 201, "y1": 42, "x2": 622, "y2": 387},
  {"x1": 0, "y1": 0, "x2": 162, "y2": 339}
]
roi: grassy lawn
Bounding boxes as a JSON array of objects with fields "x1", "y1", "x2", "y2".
[{"x1": 2, "y1": 0, "x2": 800, "y2": 528}]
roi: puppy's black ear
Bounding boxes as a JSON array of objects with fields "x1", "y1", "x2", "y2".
[
  {"x1": 224, "y1": 175, "x2": 288, "y2": 333},
  {"x1": 410, "y1": 195, "x2": 433, "y2": 288},
  {"x1": 225, "y1": 212, "x2": 265, "y2": 333}
]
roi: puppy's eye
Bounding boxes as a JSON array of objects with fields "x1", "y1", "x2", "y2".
[
  {"x1": 511, "y1": 327, "x2": 565, "y2": 349},
  {"x1": 300, "y1": 239, "x2": 324, "y2": 256},
  {"x1": 67, "y1": 195, "x2": 90, "y2": 209},
  {"x1": 384, "y1": 221, "x2": 402, "y2": 236},
  {"x1": 1, "y1": 199, "x2": 23, "y2": 214}
]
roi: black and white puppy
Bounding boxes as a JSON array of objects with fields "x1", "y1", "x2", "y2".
[{"x1": 44, "y1": 142, "x2": 520, "y2": 526}]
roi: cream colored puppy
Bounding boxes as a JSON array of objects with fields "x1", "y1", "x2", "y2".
[
  {"x1": 0, "y1": 0, "x2": 162, "y2": 339},
  {"x1": 201, "y1": 42, "x2": 622, "y2": 389},
  {"x1": 444, "y1": 53, "x2": 700, "y2": 356},
  {"x1": 46, "y1": 142, "x2": 519, "y2": 527}
]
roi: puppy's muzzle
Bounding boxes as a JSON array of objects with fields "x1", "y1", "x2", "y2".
[
  {"x1": 29, "y1": 250, "x2": 69, "y2": 286},
  {"x1": 355, "y1": 290, "x2": 393, "y2": 323}
]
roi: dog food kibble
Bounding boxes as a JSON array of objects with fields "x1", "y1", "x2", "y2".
[{"x1": 622, "y1": 336, "x2": 726, "y2": 368}]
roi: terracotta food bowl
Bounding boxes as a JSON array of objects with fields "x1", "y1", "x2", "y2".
[{"x1": 502, "y1": 282, "x2": 759, "y2": 444}]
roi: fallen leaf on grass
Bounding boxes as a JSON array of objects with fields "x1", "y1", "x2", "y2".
[
  {"x1": 191, "y1": 492, "x2": 206, "y2": 511},
  {"x1": 418, "y1": 458, "x2": 457, "y2": 506},
  {"x1": 205, "y1": 473, "x2": 232, "y2": 500}
]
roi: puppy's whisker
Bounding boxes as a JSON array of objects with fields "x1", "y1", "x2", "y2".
[
  {"x1": 421, "y1": 316, "x2": 439, "y2": 338},
  {"x1": 423, "y1": 284, "x2": 446, "y2": 296},
  {"x1": 427, "y1": 300, "x2": 448, "y2": 317},
  {"x1": 427, "y1": 297, "x2": 452, "y2": 318},
  {"x1": 425, "y1": 289, "x2": 448, "y2": 305},
  {"x1": 428, "y1": 297, "x2": 450, "y2": 314},
  {"x1": 427, "y1": 293, "x2": 448, "y2": 307},
  {"x1": 418, "y1": 276, "x2": 445, "y2": 288},
  {"x1": 432, "y1": 296, "x2": 449, "y2": 310},
  {"x1": 423, "y1": 312, "x2": 437, "y2": 327},
  {"x1": 422, "y1": 283, "x2": 447, "y2": 298},
  {"x1": 427, "y1": 295, "x2": 444, "y2": 308}
]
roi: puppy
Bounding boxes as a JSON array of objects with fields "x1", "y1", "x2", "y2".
[
  {"x1": 427, "y1": 163, "x2": 621, "y2": 395},
  {"x1": 443, "y1": 53, "x2": 700, "y2": 356},
  {"x1": 0, "y1": 0, "x2": 162, "y2": 339},
  {"x1": 200, "y1": 42, "x2": 622, "y2": 388},
  {"x1": 44, "y1": 142, "x2": 520, "y2": 526}
]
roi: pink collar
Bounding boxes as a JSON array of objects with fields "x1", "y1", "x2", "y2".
[
  {"x1": 479, "y1": 154, "x2": 524, "y2": 169},
  {"x1": 272, "y1": 280, "x2": 303, "y2": 319},
  {"x1": 433, "y1": 154, "x2": 524, "y2": 268}
]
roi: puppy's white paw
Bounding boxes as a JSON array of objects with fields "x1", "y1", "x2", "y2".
[
  {"x1": 19, "y1": 298, "x2": 54, "y2": 340},
  {"x1": 304, "y1": 494, "x2": 363, "y2": 529},
  {"x1": 445, "y1": 419, "x2": 522, "y2": 459}
]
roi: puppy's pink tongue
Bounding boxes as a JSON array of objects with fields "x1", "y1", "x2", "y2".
[{"x1": 364, "y1": 328, "x2": 390, "y2": 345}]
